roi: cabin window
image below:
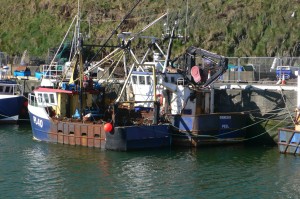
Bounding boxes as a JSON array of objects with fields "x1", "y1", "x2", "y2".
[
  {"x1": 146, "y1": 76, "x2": 151, "y2": 85},
  {"x1": 0, "y1": 86, "x2": 3, "y2": 92},
  {"x1": 44, "y1": 93, "x2": 49, "y2": 103},
  {"x1": 38, "y1": 93, "x2": 43, "y2": 103},
  {"x1": 49, "y1": 94, "x2": 55, "y2": 104},
  {"x1": 171, "y1": 77, "x2": 175, "y2": 83},
  {"x1": 30, "y1": 94, "x2": 37, "y2": 106},
  {"x1": 5, "y1": 86, "x2": 11, "y2": 93},
  {"x1": 139, "y1": 76, "x2": 145, "y2": 85},
  {"x1": 132, "y1": 75, "x2": 137, "y2": 84}
]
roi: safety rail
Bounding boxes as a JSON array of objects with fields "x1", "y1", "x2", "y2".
[
  {"x1": 0, "y1": 83, "x2": 23, "y2": 95},
  {"x1": 41, "y1": 63, "x2": 64, "y2": 79}
]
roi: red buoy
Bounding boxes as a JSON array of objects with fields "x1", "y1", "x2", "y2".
[
  {"x1": 104, "y1": 123, "x2": 113, "y2": 132},
  {"x1": 23, "y1": 101, "x2": 28, "y2": 107}
]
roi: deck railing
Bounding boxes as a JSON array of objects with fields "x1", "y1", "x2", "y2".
[{"x1": 0, "y1": 83, "x2": 23, "y2": 95}]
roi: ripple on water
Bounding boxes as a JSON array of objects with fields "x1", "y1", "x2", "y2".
[{"x1": 2, "y1": 126, "x2": 300, "y2": 198}]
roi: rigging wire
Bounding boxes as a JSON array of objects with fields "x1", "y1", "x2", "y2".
[
  {"x1": 279, "y1": 88, "x2": 296, "y2": 125},
  {"x1": 88, "y1": 0, "x2": 142, "y2": 63}
]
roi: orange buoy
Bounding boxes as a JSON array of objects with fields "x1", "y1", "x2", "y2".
[
  {"x1": 281, "y1": 73, "x2": 286, "y2": 85},
  {"x1": 104, "y1": 123, "x2": 113, "y2": 132}
]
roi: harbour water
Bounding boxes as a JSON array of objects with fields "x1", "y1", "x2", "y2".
[{"x1": 1, "y1": 124, "x2": 300, "y2": 198}]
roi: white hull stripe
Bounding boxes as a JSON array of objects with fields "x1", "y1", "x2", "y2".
[{"x1": 28, "y1": 105, "x2": 50, "y2": 120}]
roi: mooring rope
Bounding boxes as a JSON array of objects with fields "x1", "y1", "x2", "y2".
[
  {"x1": 109, "y1": 104, "x2": 294, "y2": 142},
  {"x1": 165, "y1": 115, "x2": 290, "y2": 141},
  {"x1": 241, "y1": 114, "x2": 291, "y2": 141},
  {"x1": 165, "y1": 109, "x2": 292, "y2": 141},
  {"x1": 279, "y1": 89, "x2": 296, "y2": 125},
  {"x1": 169, "y1": 108, "x2": 290, "y2": 135}
]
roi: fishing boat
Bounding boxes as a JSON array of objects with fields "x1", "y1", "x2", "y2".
[
  {"x1": 0, "y1": 79, "x2": 24, "y2": 123},
  {"x1": 110, "y1": 25, "x2": 248, "y2": 147},
  {"x1": 129, "y1": 46, "x2": 248, "y2": 147},
  {"x1": 80, "y1": 14, "x2": 248, "y2": 147},
  {"x1": 27, "y1": 4, "x2": 171, "y2": 151},
  {"x1": 0, "y1": 52, "x2": 25, "y2": 123}
]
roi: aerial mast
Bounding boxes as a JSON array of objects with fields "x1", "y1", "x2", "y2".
[{"x1": 185, "y1": 0, "x2": 189, "y2": 42}]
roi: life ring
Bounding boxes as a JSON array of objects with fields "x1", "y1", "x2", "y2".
[{"x1": 156, "y1": 94, "x2": 163, "y2": 105}]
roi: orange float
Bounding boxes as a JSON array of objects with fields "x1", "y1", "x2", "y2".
[{"x1": 104, "y1": 123, "x2": 113, "y2": 132}]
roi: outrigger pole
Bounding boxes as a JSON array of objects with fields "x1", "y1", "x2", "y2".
[
  {"x1": 84, "y1": 12, "x2": 168, "y2": 78},
  {"x1": 88, "y1": 0, "x2": 142, "y2": 62}
]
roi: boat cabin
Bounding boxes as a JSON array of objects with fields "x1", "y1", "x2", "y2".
[{"x1": 130, "y1": 71, "x2": 182, "y2": 108}]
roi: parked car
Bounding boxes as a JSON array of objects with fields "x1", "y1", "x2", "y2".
[{"x1": 276, "y1": 66, "x2": 299, "y2": 79}]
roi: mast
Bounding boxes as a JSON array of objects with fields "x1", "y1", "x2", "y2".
[
  {"x1": 185, "y1": 0, "x2": 189, "y2": 42},
  {"x1": 78, "y1": 1, "x2": 84, "y2": 120},
  {"x1": 79, "y1": 40, "x2": 84, "y2": 120},
  {"x1": 162, "y1": 24, "x2": 176, "y2": 74},
  {"x1": 77, "y1": 0, "x2": 81, "y2": 43}
]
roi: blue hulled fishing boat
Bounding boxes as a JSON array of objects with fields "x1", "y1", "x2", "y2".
[
  {"x1": 0, "y1": 52, "x2": 25, "y2": 123},
  {"x1": 27, "y1": 2, "x2": 171, "y2": 151}
]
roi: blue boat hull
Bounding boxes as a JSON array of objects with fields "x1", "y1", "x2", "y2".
[
  {"x1": 171, "y1": 113, "x2": 248, "y2": 146},
  {"x1": 29, "y1": 105, "x2": 170, "y2": 151},
  {"x1": 28, "y1": 111, "x2": 51, "y2": 141},
  {"x1": 29, "y1": 107, "x2": 106, "y2": 147},
  {"x1": 105, "y1": 125, "x2": 171, "y2": 151},
  {"x1": 0, "y1": 96, "x2": 24, "y2": 123}
]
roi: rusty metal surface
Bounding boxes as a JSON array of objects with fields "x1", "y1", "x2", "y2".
[{"x1": 49, "y1": 120, "x2": 106, "y2": 148}]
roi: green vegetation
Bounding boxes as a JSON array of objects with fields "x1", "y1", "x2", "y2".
[{"x1": 0, "y1": 0, "x2": 300, "y2": 60}]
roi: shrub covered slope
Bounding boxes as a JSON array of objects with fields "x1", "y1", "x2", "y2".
[{"x1": 0, "y1": 0, "x2": 300, "y2": 58}]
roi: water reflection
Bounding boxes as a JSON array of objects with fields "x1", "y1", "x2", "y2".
[
  {"x1": 2, "y1": 125, "x2": 300, "y2": 198},
  {"x1": 22, "y1": 144, "x2": 65, "y2": 199},
  {"x1": 276, "y1": 155, "x2": 300, "y2": 198}
]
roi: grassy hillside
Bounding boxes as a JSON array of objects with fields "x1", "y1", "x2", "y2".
[{"x1": 0, "y1": 0, "x2": 300, "y2": 60}]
